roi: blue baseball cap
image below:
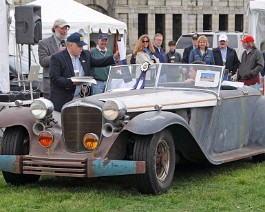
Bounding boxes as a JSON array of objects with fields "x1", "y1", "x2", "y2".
[
  {"x1": 67, "y1": 32, "x2": 87, "y2": 46},
  {"x1": 98, "y1": 34, "x2": 108, "y2": 40}
]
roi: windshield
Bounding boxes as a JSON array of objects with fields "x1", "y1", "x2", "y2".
[{"x1": 106, "y1": 63, "x2": 224, "y2": 96}]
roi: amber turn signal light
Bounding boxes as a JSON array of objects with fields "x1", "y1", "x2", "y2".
[
  {"x1": 39, "y1": 131, "x2": 53, "y2": 148},
  {"x1": 83, "y1": 133, "x2": 99, "y2": 151}
]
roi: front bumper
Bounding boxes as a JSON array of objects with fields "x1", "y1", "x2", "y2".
[{"x1": 0, "y1": 155, "x2": 146, "y2": 177}]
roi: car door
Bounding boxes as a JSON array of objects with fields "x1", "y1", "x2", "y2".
[{"x1": 208, "y1": 88, "x2": 260, "y2": 153}]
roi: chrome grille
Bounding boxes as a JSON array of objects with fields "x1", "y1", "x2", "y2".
[
  {"x1": 62, "y1": 105, "x2": 102, "y2": 152},
  {"x1": 23, "y1": 156, "x2": 87, "y2": 177}
]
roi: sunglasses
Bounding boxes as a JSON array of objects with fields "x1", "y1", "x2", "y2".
[{"x1": 142, "y1": 40, "x2": 149, "y2": 43}]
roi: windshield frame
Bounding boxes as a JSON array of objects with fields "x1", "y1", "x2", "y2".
[{"x1": 106, "y1": 63, "x2": 225, "y2": 97}]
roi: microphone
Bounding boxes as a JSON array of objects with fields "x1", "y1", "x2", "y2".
[{"x1": 60, "y1": 40, "x2": 66, "y2": 47}]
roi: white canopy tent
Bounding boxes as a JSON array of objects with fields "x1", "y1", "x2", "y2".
[
  {"x1": 0, "y1": 0, "x2": 12, "y2": 92},
  {"x1": 246, "y1": 0, "x2": 265, "y2": 51},
  {"x1": 9, "y1": 0, "x2": 127, "y2": 66}
]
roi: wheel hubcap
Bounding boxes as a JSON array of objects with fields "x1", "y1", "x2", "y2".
[{"x1": 155, "y1": 139, "x2": 170, "y2": 182}]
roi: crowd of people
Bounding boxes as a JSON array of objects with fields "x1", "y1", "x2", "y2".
[{"x1": 38, "y1": 18, "x2": 265, "y2": 112}]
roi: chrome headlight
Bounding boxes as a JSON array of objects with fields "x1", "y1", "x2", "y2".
[
  {"x1": 102, "y1": 100, "x2": 127, "y2": 121},
  {"x1": 30, "y1": 98, "x2": 54, "y2": 119}
]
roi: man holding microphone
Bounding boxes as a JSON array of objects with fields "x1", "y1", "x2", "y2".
[{"x1": 38, "y1": 18, "x2": 70, "y2": 98}]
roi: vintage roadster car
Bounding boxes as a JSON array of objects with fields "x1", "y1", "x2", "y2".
[{"x1": 0, "y1": 63, "x2": 265, "y2": 194}]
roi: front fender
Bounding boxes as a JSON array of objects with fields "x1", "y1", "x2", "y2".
[
  {"x1": 0, "y1": 107, "x2": 35, "y2": 130},
  {"x1": 123, "y1": 111, "x2": 195, "y2": 136}
]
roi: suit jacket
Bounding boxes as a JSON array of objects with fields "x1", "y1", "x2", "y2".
[
  {"x1": 49, "y1": 49, "x2": 115, "y2": 111},
  {"x1": 212, "y1": 46, "x2": 240, "y2": 75},
  {"x1": 181, "y1": 45, "x2": 193, "y2": 63},
  {"x1": 38, "y1": 35, "x2": 59, "y2": 95}
]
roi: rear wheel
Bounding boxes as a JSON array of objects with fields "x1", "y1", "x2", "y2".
[
  {"x1": 2, "y1": 126, "x2": 40, "y2": 185},
  {"x1": 133, "y1": 129, "x2": 176, "y2": 194}
]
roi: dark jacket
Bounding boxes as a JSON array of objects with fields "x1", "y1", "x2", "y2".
[
  {"x1": 49, "y1": 49, "x2": 114, "y2": 111},
  {"x1": 153, "y1": 45, "x2": 167, "y2": 63},
  {"x1": 130, "y1": 53, "x2": 136, "y2": 64},
  {"x1": 237, "y1": 48, "x2": 264, "y2": 80},
  {"x1": 181, "y1": 45, "x2": 193, "y2": 63},
  {"x1": 166, "y1": 50, "x2": 181, "y2": 63},
  {"x1": 213, "y1": 46, "x2": 240, "y2": 75},
  {"x1": 261, "y1": 51, "x2": 265, "y2": 77}
]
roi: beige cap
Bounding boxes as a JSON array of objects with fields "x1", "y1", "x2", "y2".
[{"x1": 53, "y1": 18, "x2": 70, "y2": 28}]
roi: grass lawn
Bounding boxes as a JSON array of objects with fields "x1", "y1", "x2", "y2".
[{"x1": 0, "y1": 158, "x2": 265, "y2": 211}]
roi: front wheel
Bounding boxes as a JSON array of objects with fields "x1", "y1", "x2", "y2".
[
  {"x1": 133, "y1": 129, "x2": 176, "y2": 194},
  {"x1": 1, "y1": 126, "x2": 40, "y2": 185}
]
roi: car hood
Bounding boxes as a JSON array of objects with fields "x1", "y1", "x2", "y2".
[{"x1": 98, "y1": 89, "x2": 217, "y2": 112}]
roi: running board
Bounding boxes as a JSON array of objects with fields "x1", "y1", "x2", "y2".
[{"x1": 209, "y1": 145, "x2": 265, "y2": 165}]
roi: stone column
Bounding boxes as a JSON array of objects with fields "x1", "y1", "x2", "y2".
[
  {"x1": 165, "y1": 13, "x2": 173, "y2": 52},
  {"x1": 212, "y1": 14, "x2": 219, "y2": 32},
  {"x1": 197, "y1": 14, "x2": 203, "y2": 32},
  {"x1": 182, "y1": 14, "x2": 189, "y2": 34},
  {"x1": 148, "y1": 13, "x2": 155, "y2": 40},
  {"x1": 228, "y1": 14, "x2": 235, "y2": 32}
]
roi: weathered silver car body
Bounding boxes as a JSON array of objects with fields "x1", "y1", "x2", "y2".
[{"x1": 0, "y1": 63, "x2": 265, "y2": 194}]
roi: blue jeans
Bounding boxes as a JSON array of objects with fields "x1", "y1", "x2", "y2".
[
  {"x1": 223, "y1": 73, "x2": 232, "y2": 81},
  {"x1": 92, "y1": 80, "x2": 106, "y2": 95}
]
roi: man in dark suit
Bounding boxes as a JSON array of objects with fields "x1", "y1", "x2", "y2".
[
  {"x1": 49, "y1": 32, "x2": 118, "y2": 111},
  {"x1": 181, "y1": 33, "x2": 199, "y2": 63},
  {"x1": 213, "y1": 34, "x2": 240, "y2": 81},
  {"x1": 38, "y1": 19, "x2": 70, "y2": 99}
]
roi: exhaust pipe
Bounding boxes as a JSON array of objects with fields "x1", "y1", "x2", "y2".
[{"x1": 32, "y1": 121, "x2": 45, "y2": 135}]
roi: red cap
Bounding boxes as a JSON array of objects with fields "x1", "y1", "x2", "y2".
[{"x1": 241, "y1": 35, "x2": 254, "y2": 43}]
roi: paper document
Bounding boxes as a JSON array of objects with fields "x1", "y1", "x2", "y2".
[
  {"x1": 117, "y1": 37, "x2": 126, "y2": 60},
  {"x1": 221, "y1": 81, "x2": 244, "y2": 88}
]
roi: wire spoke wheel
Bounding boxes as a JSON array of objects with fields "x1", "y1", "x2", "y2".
[{"x1": 155, "y1": 139, "x2": 170, "y2": 182}]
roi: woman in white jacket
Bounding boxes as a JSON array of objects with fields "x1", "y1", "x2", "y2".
[
  {"x1": 132, "y1": 34, "x2": 159, "y2": 89},
  {"x1": 133, "y1": 34, "x2": 159, "y2": 65}
]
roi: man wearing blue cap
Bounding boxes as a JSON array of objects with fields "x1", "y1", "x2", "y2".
[
  {"x1": 49, "y1": 32, "x2": 119, "y2": 111},
  {"x1": 90, "y1": 34, "x2": 113, "y2": 95}
]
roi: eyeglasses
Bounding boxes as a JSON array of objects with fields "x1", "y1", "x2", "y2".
[
  {"x1": 142, "y1": 40, "x2": 149, "y2": 43},
  {"x1": 59, "y1": 26, "x2": 69, "y2": 31}
]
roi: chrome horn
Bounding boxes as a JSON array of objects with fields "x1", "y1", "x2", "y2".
[
  {"x1": 32, "y1": 121, "x2": 45, "y2": 135},
  {"x1": 102, "y1": 123, "x2": 114, "y2": 137}
]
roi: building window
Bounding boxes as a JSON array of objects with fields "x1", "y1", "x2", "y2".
[
  {"x1": 235, "y1": 14, "x2": 244, "y2": 32},
  {"x1": 155, "y1": 14, "x2": 166, "y2": 48},
  {"x1": 155, "y1": 14, "x2": 165, "y2": 48},
  {"x1": 138, "y1": 14, "x2": 148, "y2": 37},
  {"x1": 173, "y1": 14, "x2": 182, "y2": 41},
  {"x1": 155, "y1": 14, "x2": 165, "y2": 36},
  {"x1": 219, "y1": 14, "x2": 228, "y2": 31},
  {"x1": 203, "y1": 14, "x2": 212, "y2": 31}
]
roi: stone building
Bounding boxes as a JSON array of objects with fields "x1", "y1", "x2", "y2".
[{"x1": 14, "y1": 0, "x2": 250, "y2": 52}]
